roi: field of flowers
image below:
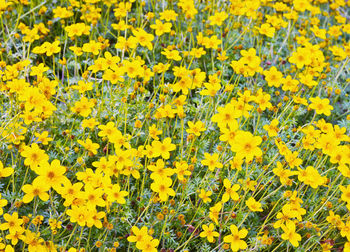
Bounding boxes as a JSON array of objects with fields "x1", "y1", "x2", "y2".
[{"x1": 0, "y1": 0, "x2": 349, "y2": 251}]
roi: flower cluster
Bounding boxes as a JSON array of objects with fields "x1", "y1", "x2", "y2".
[{"x1": 0, "y1": 0, "x2": 349, "y2": 251}]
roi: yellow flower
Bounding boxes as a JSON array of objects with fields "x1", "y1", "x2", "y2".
[
  {"x1": 297, "y1": 166, "x2": 326, "y2": 189},
  {"x1": 98, "y1": 122, "x2": 119, "y2": 139},
  {"x1": 246, "y1": 197, "x2": 263, "y2": 212},
  {"x1": 71, "y1": 80, "x2": 93, "y2": 93},
  {"x1": 309, "y1": 97, "x2": 333, "y2": 116},
  {"x1": 330, "y1": 45, "x2": 347, "y2": 60},
  {"x1": 148, "y1": 159, "x2": 174, "y2": 179},
  {"x1": 66, "y1": 205, "x2": 90, "y2": 227},
  {"x1": 123, "y1": 59, "x2": 143, "y2": 79},
  {"x1": 0, "y1": 194, "x2": 8, "y2": 215},
  {"x1": 151, "y1": 137, "x2": 176, "y2": 160},
  {"x1": 64, "y1": 23, "x2": 90, "y2": 37},
  {"x1": 174, "y1": 161, "x2": 191, "y2": 181},
  {"x1": 0, "y1": 161, "x2": 14, "y2": 178},
  {"x1": 189, "y1": 47, "x2": 206, "y2": 58},
  {"x1": 69, "y1": 46, "x2": 83, "y2": 56},
  {"x1": 341, "y1": 221, "x2": 350, "y2": 240},
  {"x1": 230, "y1": 131, "x2": 262, "y2": 162},
  {"x1": 186, "y1": 121, "x2": 206, "y2": 136},
  {"x1": 198, "y1": 189, "x2": 212, "y2": 204},
  {"x1": 22, "y1": 179, "x2": 50, "y2": 203},
  {"x1": 223, "y1": 225, "x2": 248, "y2": 252},
  {"x1": 229, "y1": 156, "x2": 243, "y2": 171},
  {"x1": 150, "y1": 19, "x2": 172, "y2": 36},
  {"x1": 20, "y1": 143, "x2": 49, "y2": 170},
  {"x1": 153, "y1": 62, "x2": 170, "y2": 73},
  {"x1": 77, "y1": 138, "x2": 100, "y2": 155},
  {"x1": 34, "y1": 131, "x2": 53, "y2": 145},
  {"x1": 111, "y1": 20, "x2": 130, "y2": 31},
  {"x1": 201, "y1": 153, "x2": 223, "y2": 171},
  {"x1": 281, "y1": 222, "x2": 302, "y2": 247},
  {"x1": 0, "y1": 212, "x2": 23, "y2": 234},
  {"x1": 105, "y1": 184, "x2": 128, "y2": 204},
  {"x1": 258, "y1": 23, "x2": 275, "y2": 37},
  {"x1": 127, "y1": 226, "x2": 149, "y2": 244},
  {"x1": 53, "y1": 6, "x2": 73, "y2": 19},
  {"x1": 200, "y1": 223, "x2": 219, "y2": 243},
  {"x1": 83, "y1": 184, "x2": 106, "y2": 209},
  {"x1": 274, "y1": 205, "x2": 294, "y2": 229},
  {"x1": 56, "y1": 181, "x2": 84, "y2": 207},
  {"x1": 284, "y1": 151, "x2": 302, "y2": 168},
  {"x1": 30, "y1": 63, "x2": 49, "y2": 77},
  {"x1": 132, "y1": 28, "x2": 154, "y2": 50},
  {"x1": 208, "y1": 11, "x2": 228, "y2": 26},
  {"x1": 113, "y1": 2, "x2": 132, "y2": 18},
  {"x1": 272, "y1": 162, "x2": 297, "y2": 186},
  {"x1": 171, "y1": 76, "x2": 192, "y2": 95},
  {"x1": 34, "y1": 159, "x2": 69, "y2": 190},
  {"x1": 221, "y1": 179, "x2": 240, "y2": 203},
  {"x1": 45, "y1": 41, "x2": 60, "y2": 57},
  {"x1": 211, "y1": 103, "x2": 241, "y2": 128},
  {"x1": 159, "y1": 9, "x2": 178, "y2": 21},
  {"x1": 88, "y1": 57, "x2": 108, "y2": 73},
  {"x1": 310, "y1": 26, "x2": 327, "y2": 40},
  {"x1": 161, "y1": 48, "x2": 182, "y2": 61},
  {"x1": 71, "y1": 97, "x2": 95, "y2": 117},
  {"x1": 150, "y1": 175, "x2": 175, "y2": 202},
  {"x1": 326, "y1": 210, "x2": 343, "y2": 228},
  {"x1": 137, "y1": 238, "x2": 159, "y2": 252},
  {"x1": 240, "y1": 47, "x2": 262, "y2": 70},
  {"x1": 217, "y1": 50, "x2": 228, "y2": 61},
  {"x1": 82, "y1": 40, "x2": 102, "y2": 55},
  {"x1": 340, "y1": 185, "x2": 350, "y2": 204},
  {"x1": 219, "y1": 120, "x2": 239, "y2": 144},
  {"x1": 263, "y1": 119, "x2": 279, "y2": 137},
  {"x1": 288, "y1": 47, "x2": 312, "y2": 69},
  {"x1": 209, "y1": 202, "x2": 222, "y2": 225},
  {"x1": 103, "y1": 68, "x2": 125, "y2": 84},
  {"x1": 282, "y1": 75, "x2": 299, "y2": 92},
  {"x1": 202, "y1": 35, "x2": 221, "y2": 50},
  {"x1": 148, "y1": 124, "x2": 162, "y2": 140},
  {"x1": 200, "y1": 81, "x2": 221, "y2": 97},
  {"x1": 115, "y1": 36, "x2": 138, "y2": 51},
  {"x1": 263, "y1": 66, "x2": 283, "y2": 88}
]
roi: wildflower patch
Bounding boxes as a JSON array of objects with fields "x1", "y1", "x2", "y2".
[{"x1": 0, "y1": 0, "x2": 349, "y2": 251}]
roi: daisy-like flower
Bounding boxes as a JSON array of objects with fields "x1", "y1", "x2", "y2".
[
  {"x1": 230, "y1": 131, "x2": 262, "y2": 162},
  {"x1": 223, "y1": 225, "x2": 248, "y2": 251},
  {"x1": 281, "y1": 222, "x2": 302, "y2": 247},
  {"x1": 221, "y1": 179, "x2": 240, "y2": 203},
  {"x1": 20, "y1": 143, "x2": 49, "y2": 170},
  {"x1": 186, "y1": 121, "x2": 206, "y2": 136},
  {"x1": 201, "y1": 153, "x2": 223, "y2": 171},
  {"x1": 200, "y1": 223, "x2": 219, "y2": 243},
  {"x1": 309, "y1": 97, "x2": 333, "y2": 116},
  {"x1": 77, "y1": 138, "x2": 100, "y2": 155},
  {"x1": 150, "y1": 175, "x2": 175, "y2": 202},
  {"x1": 246, "y1": 197, "x2": 263, "y2": 212},
  {"x1": 151, "y1": 137, "x2": 176, "y2": 160},
  {"x1": 0, "y1": 161, "x2": 14, "y2": 178}
]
